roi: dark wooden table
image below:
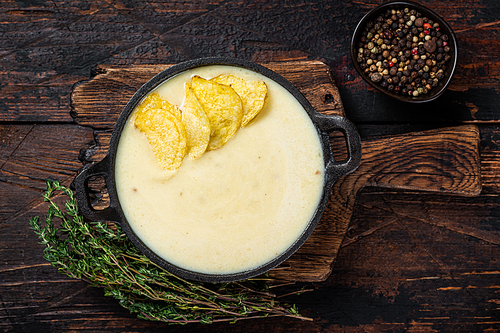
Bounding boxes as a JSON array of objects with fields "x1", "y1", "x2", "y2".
[{"x1": 1, "y1": 1, "x2": 499, "y2": 332}]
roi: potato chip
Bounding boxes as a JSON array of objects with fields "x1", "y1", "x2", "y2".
[
  {"x1": 211, "y1": 74, "x2": 267, "y2": 126},
  {"x1": 189, "y1": 75, "x2": 243, "y2": 150},
  {"x1": 134, "y1": 94, "x2": 187, "y2": 174},
  {"x1": 182, "y1": 84, "x2": 211, "y2": 159},
  {"x1": 136, "y1": 92, "x2": 182, "y2": 121}
]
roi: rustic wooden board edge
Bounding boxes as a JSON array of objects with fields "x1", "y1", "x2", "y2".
[{"x1": 70, "y1": 62, "x2": 482, "y2": 283}]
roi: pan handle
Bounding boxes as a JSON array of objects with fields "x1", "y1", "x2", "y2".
[
  {"x1": 73, "y1": 155, "x2": 121, "y2": 223},
  {"x1": 315, "y1": 114, "x2": 362, "y2": 179}
]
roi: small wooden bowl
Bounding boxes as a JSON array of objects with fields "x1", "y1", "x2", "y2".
[{"x1": 350, "y1": 0, "x2": 457, "y2": 103}]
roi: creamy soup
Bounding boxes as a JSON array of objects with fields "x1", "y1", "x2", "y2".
[{"x1": 115, "y1": 65, "x2": 324, "y2": 275}]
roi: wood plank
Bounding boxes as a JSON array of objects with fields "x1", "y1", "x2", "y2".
[
  {"x1": 1, "y1": 183, "x2": 498, "y2": 332},
  {"x1": 0, "y1": 124, "x2": 94, "y2": 220},
  {"x1": 0, "y1": 3, "x2": 163, "y2": 123},
  {"x1": 1, "y1": 1, "x2": 498, "y2": 126}
]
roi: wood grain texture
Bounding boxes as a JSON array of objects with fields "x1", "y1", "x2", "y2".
[
  {"x1": 0, "y1": 0, "x2": 498, "y2": 126},
  {"x1": 0, "y1": 125, "x2": 94, "y2": 218},
  {"x1": 72, "y1": 62, "x2": 481, "y2": 282},
  {"x1": 1, "y1": 0, "x2": 500, "y2": 331}
]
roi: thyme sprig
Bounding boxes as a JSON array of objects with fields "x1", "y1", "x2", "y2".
[{"x1": 29, "y1": 180, "x2": 310, "y2": 324}]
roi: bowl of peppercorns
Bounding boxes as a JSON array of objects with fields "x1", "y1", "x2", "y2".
[{"x1": 351, "y1": 0, "x2": 457, "y2": 103}]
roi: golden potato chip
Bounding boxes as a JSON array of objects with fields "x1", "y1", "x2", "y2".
[
  {"x1": 136, "y1": 92, "x2": 182, "y2": 120},
  {"x1": 211, "y1": 74, "x2": 267, "y2": 126},
  {"x1": 182, "y1": 84, "x2": 211, "y2": 159},
  {"x1": 134, "y1": 94, "x2": 187, "y2": 173},
  {"x1": 189, "y1": 75, "x2": 243, "y2": 150}
]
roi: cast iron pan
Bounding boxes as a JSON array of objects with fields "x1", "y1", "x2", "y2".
[{"x1": 73, "y1": 57, "x2": 362, "y2": 283}]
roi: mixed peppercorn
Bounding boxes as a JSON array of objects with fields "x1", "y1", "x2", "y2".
[{"x1": 356, "y1": 7, "x2": 452, "y2": 97}]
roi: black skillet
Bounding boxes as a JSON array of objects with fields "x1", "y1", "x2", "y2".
[{"x1": 73, "y1": 57, "x2": 362, "y2": 283}]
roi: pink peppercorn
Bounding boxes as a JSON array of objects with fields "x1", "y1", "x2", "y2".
[
  {"x1": 423, "y1": 23, "x2": 432, "y2": 29},
  {"x1": 411, "y1": 48, "x2": 418, "y2": 55},
  {"x1": 443, "y1": 41, "x2": 448, "y2": 46},
  {"x1": 388, "y1": 61, "x2": 394, "y2": 67}
]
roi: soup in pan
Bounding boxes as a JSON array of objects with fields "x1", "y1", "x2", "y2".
[{"x1": 114, "y1": 65, "x2": 324, "y2": 275}]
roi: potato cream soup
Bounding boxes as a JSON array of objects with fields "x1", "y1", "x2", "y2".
[{"x1": 115, "y1": 65, "x2": 324, "y2": 275}]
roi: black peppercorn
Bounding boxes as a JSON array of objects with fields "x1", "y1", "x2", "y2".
[{"x1": 424, "y1": 40, "x2": 437, "y2": 53}]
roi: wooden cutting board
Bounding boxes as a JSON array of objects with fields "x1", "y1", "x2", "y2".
[{"x1": 72, "y1": 61, "x2": 482, "y2": 282}]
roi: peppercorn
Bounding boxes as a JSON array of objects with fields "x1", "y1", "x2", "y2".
[
  {"x1": 424, "y1": 40, "x2": 437, "y2": 53},
  {"x1": 371, "y1": 72, "x2": 383, "y2": 82},
  {"x1": 356, "y1": 7, "x2": 452, "y2": 97}
]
